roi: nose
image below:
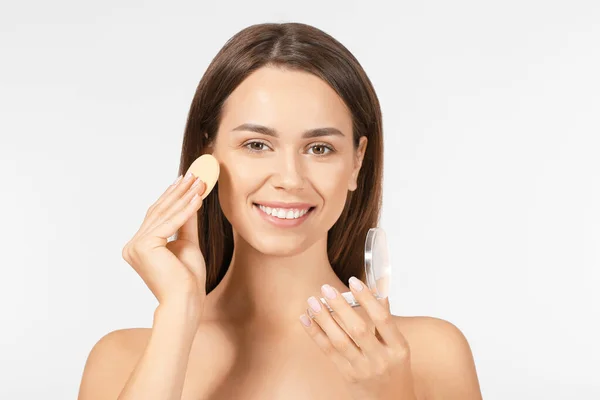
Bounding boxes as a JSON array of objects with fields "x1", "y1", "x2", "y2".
[{"x1": 272, "y1": 150, "x2": 305, "y2": 190}]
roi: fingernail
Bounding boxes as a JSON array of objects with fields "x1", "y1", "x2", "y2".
[
  {"x1": 307, "y1": 296, "x2": 322, "y2": 313},
  {"x1": 349, "y1": 276, "x2": 363, "y2": 291},
  {"x1": 172, "y1": 175, "x2": 183, "y2": 185},
  {"x1": 299, "y1": 314, "x2": 312, "y2": 327},
  {"x1": 191, "y1": 177, "x2": 202, "y2": 187},
  {"x1": 321, "y1": 284, "x2": 337, "y2": 299},
  {"x1": 184, "y1": 171, "x2": 194, "y2": 181}
]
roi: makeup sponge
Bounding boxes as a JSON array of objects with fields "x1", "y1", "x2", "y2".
[{"x1": 186, "y1": 154, "x2": 220, "y2": 199}]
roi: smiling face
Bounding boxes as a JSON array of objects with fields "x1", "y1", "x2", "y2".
[{"x1": 210, "y1": 65, "x2": 367, "y2": 256}]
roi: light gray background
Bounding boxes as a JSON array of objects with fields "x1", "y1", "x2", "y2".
[{"x1": 1, "y1": 1, "x2": 598, "y2": 399}]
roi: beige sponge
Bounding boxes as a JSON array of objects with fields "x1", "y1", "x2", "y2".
[{"x1": 185, "y1": 154, "x2": 220, "y2": 199}]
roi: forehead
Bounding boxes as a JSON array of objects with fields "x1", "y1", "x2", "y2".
[{"x1": 220, "y1": 66, "x2": 352, "y2": 135}]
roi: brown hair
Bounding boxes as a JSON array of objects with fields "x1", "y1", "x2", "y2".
[{"x1": 177, "y1": 22, "x2": 384, "y2": 294}]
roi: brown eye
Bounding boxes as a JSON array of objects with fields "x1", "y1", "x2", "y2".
[
  {"x1": 313, "y1": 145, "x2": 325, "y2": 154},
  {"x1": 308, "y1": 143, "x2": 334, "y2": 156},
  {"x1": 244, "y1": 141, "x2": 270, "y2": 152}
]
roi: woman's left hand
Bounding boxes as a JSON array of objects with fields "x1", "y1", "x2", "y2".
[{"x1": 299, "y1": 276, "x2": 417, "y2": 400}]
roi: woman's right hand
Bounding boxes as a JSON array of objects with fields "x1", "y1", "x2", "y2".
[{"x1": 121, "y1": 171, "x2": 208, "y2": 320}]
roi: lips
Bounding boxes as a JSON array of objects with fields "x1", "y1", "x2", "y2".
[{"x1": 252, "y1": 201, "x2": 315, "y2": 225}]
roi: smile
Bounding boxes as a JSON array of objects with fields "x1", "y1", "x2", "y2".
[
  {"x1": 253, "y1": 202, "x2": 315, "y2": 227},
  {"x1": 257, "y1": 204, "x2": 311, "y2": 219}
]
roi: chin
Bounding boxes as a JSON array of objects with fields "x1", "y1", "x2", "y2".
[{"x1": 246, "y1": 233, "x2": 314, "y2": 257}]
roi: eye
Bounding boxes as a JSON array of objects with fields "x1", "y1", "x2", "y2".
[
  {"x1": 243, "y1": 140, "x2": 271, "y2": 153},
  {"x1": 307, "y1": 143, "x2": 334, "y2": 156}
]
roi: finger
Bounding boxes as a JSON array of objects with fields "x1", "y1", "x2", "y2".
[
  {"x1": 161, "y1": 174, "x2": 183, "y2": 200},
  {"x1": 139, "y1": 172, "x2": 198, "y2": 236},
  {"x1": 144, "y1": 177, "x2": 203, "y2": 237},
  {"x1": 147, "y1": 174, "x2": 183, "y2": 211},
  {"x1": 150, "y1": 185, "x2": 204, "y2": 240},
  {"x1": 348, "y1": 276, "x2": 404, "y2": 348},
  {"x1": 375, "y1": 296, "x2": 392, "y2": 341},
  {"x1": 299, "y1": 312, "x2": 355, "y2": 376},
  {"x1": 306, "y1": 296, "x2": 364, "y2": 363},
  {"x1": 176, "y1": 180, "x2": 206, "y2": 245},
  {"x1": 320, "y1": 284, "x2": 384, "y2": 358}
]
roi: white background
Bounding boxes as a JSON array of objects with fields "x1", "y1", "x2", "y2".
[{"x1": 1, "y1": 0, "x2": 599, "y2": 399}]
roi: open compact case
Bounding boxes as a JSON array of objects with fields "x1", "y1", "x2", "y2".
[{"x1": 320, "y1": 227, "x2": 391, "y2": 312}]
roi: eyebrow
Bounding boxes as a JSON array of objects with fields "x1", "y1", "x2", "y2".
[{"x1": 231, "y1": 123, "x2": 345, "y2": 139}]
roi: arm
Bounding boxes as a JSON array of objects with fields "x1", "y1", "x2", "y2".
[{"x1": 78, "y1": 301, "x2": 201, "y2": 400}]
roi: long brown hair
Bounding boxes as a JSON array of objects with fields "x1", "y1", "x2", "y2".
[{"x1": 177, "y1": 22, "x2": 384, "y2": 294}]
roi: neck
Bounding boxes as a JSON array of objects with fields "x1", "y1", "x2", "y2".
[{"x1": 204, "y1": 234, "x2": 349, "y2": 335}]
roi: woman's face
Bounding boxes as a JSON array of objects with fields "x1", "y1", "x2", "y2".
[{"x1": 211, "y1": 66, "x2": 367, "y2": 256}]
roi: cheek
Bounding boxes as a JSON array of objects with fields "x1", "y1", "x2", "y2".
[
  {"x1": 307, "y1": 160, "x2": 352, "y2": 210},
  {"x1": 215, "y1": 156, "x2": 260, "y2": 219}
]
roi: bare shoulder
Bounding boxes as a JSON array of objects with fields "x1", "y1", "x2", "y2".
[
  {"x1": 393, "y1": 316, "x2": 483, "y2": 400},
  {"x1": 78, "y1": 328, "x2": 151, "y2": 399}
]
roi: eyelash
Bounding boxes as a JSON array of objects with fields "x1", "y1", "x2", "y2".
[{"x1": 242, "y1": 140, "x2": 335, "y2": 156}]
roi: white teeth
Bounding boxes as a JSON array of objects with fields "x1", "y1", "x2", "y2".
[{"x1": 257, "y1": 204, "x2": 311, "y2": 220}]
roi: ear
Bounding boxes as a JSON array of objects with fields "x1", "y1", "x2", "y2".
[
  {"x1": 348, "y1": 136, "x2": 368, "y2": 191},
  {"x1": 204, "y1": 132, "x2": 214, "y2": 153}
]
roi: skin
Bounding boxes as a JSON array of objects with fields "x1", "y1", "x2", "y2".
[{"x1": 78, "y1": 66, "x2": 483, "y2": 399}]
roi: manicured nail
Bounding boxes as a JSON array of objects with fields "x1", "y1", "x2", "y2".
[
  {"x1": 307, "y1": 296, "x2": 322, "y2": 313},
  {"x1": 184, "y1": 171, "x2": 194, "y2": 181},
  {"x1": 349, "y1": 276, "x2": 363, "y2": 291},
  {"x1": 191, "y1": 177, "x2": 202, "y2": 187},
  {"x1": 172, "y1": 175, "x2": 183, "y2": 185},
  {"x1": 299, "y1": 314, "x2": 312, "y2": 327},
  {"x1": 321, "y1": 284, "x2": 337, "y2": 299}
]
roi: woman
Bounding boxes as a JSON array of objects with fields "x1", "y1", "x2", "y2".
[{"x1": 78, "y1": 22, "x2": 482, "y2": 400}]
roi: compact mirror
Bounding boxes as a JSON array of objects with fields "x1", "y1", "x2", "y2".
[
  {"x1": 364, "y1": 227, "x2": 391, "y2": 299},
  {"x1": 320, "y1": 227, "x2": 391, "y2": 311}
]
